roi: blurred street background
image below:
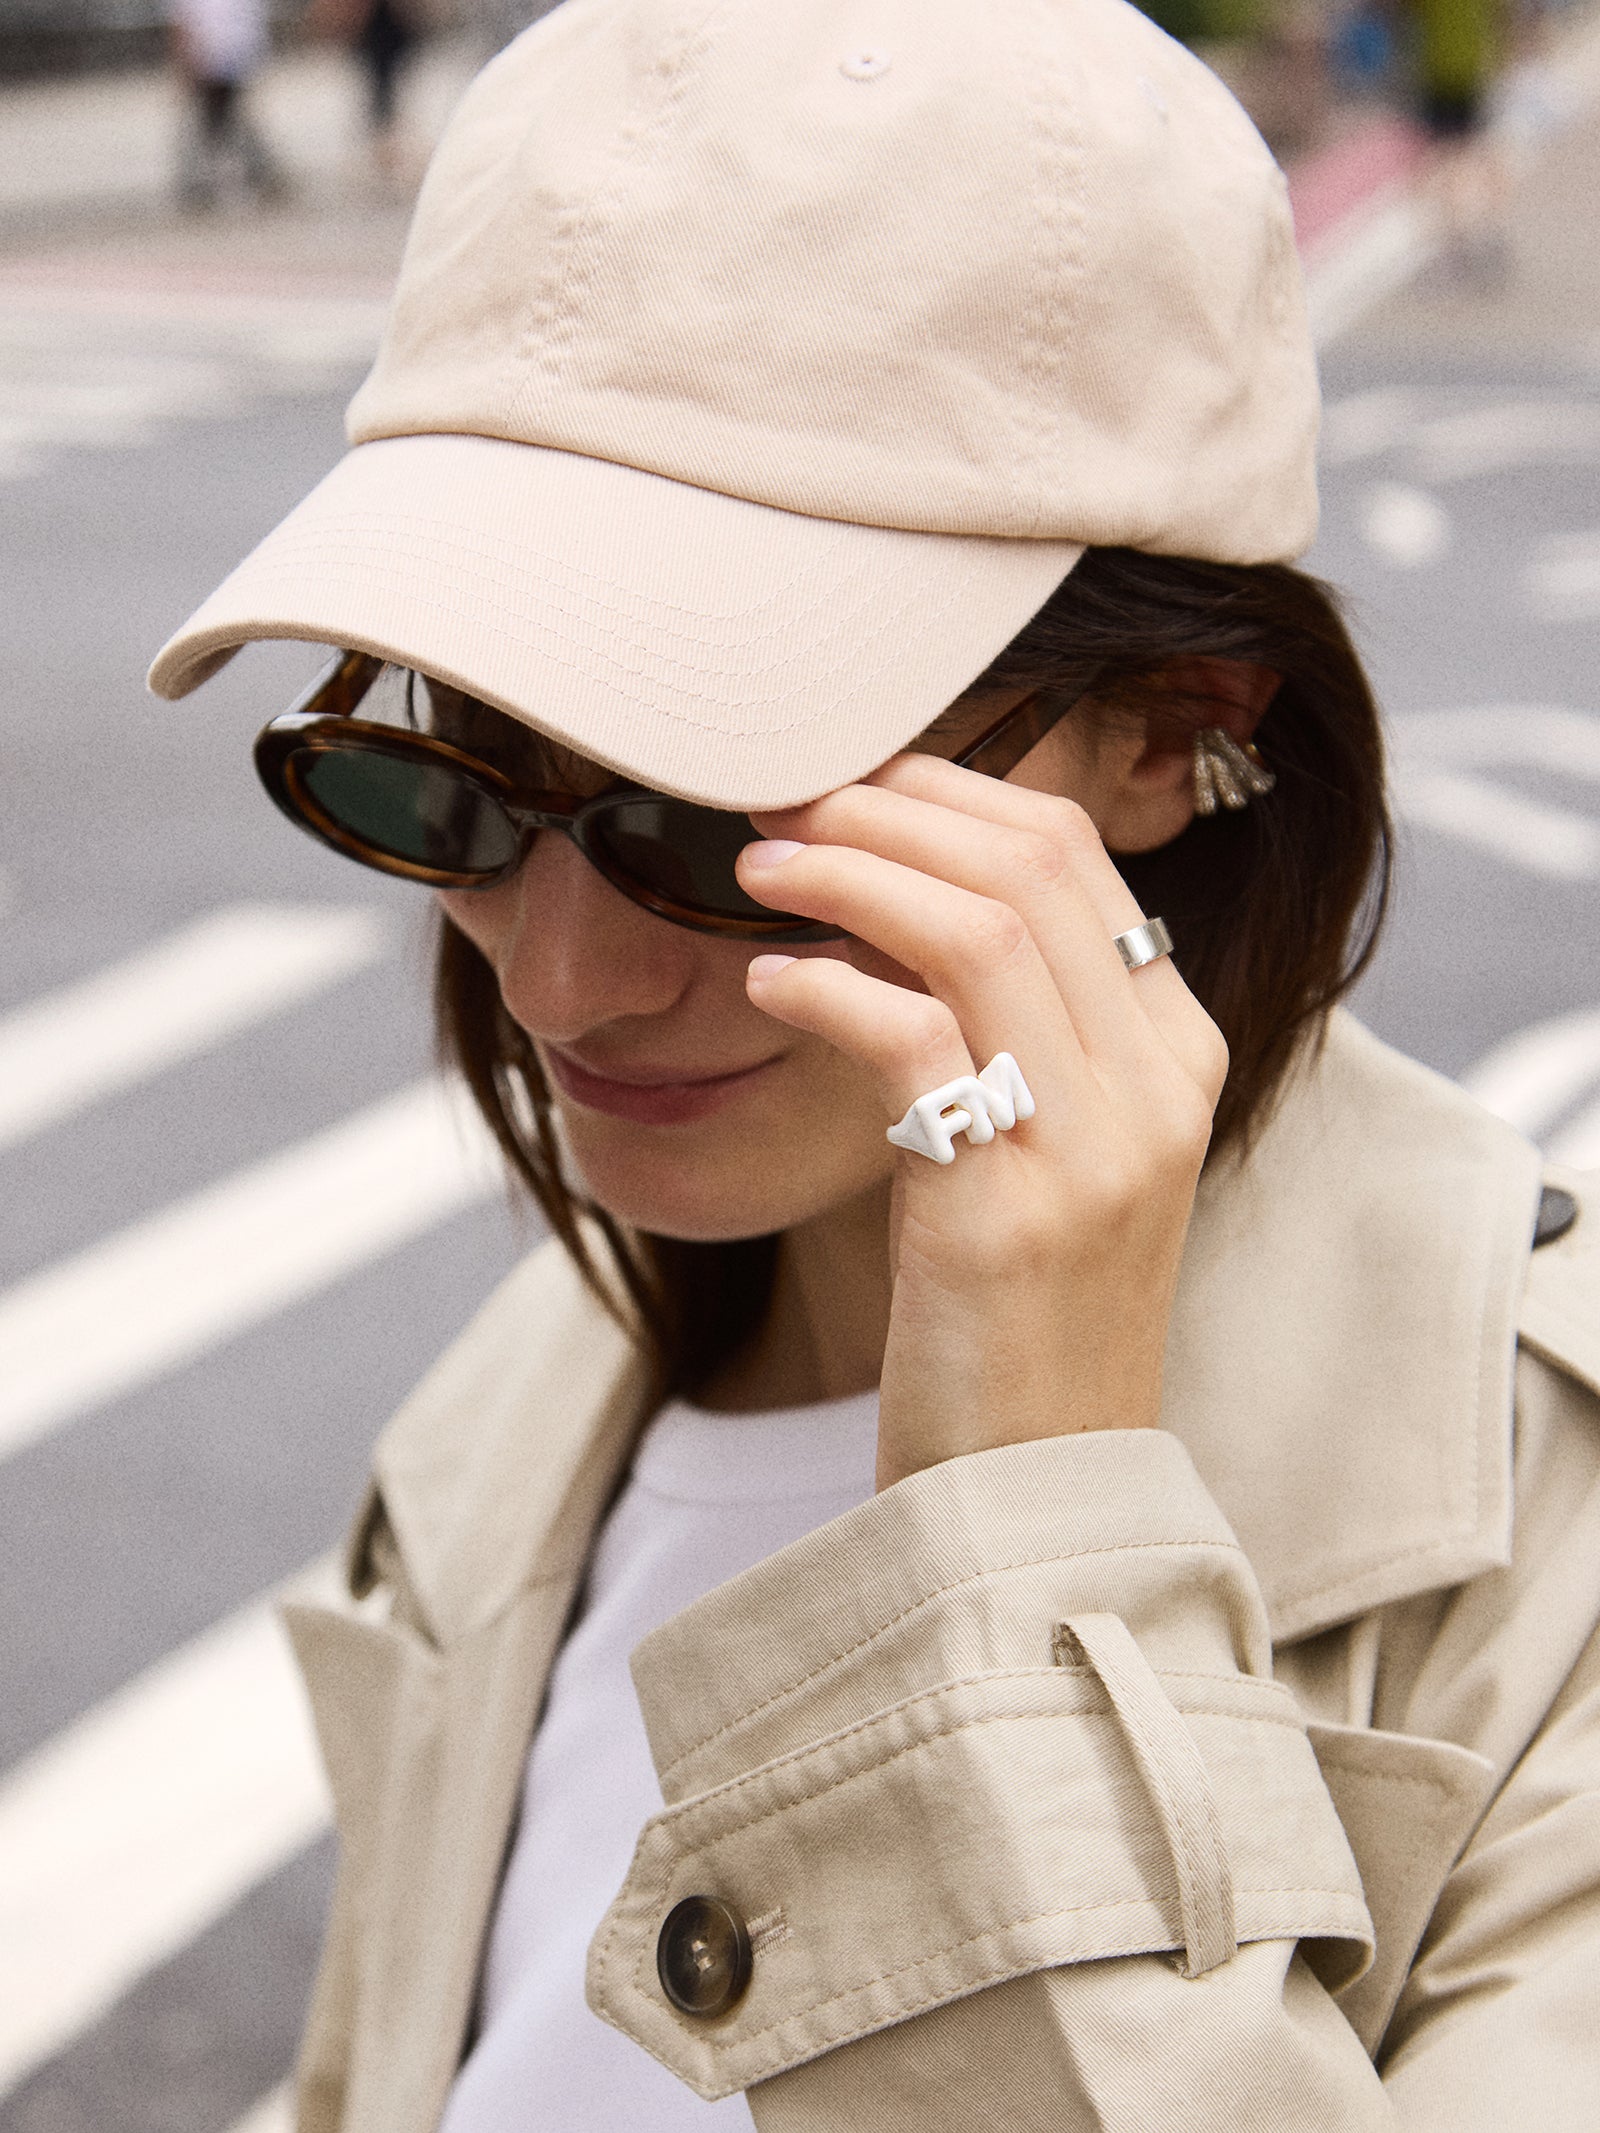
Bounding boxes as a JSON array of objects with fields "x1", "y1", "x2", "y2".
[{"x1": 2, "y1": 2, "x2": 1599, "y2": 2129}]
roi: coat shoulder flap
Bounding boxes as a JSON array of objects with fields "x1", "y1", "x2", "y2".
[{"x1": 1519, "y1": 1166, "x2": 1600, "y2": 1403}]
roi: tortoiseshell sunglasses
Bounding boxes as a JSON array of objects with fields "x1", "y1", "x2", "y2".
[{"x1": 255, "y1": 650, "x2": 1080, "y2": 943}]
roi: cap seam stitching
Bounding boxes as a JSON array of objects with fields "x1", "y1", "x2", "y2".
[
  {"x1": 242, "y1": 504, "x2": 918, "y2": 646},
  {"x1": 197, "y1": 536, "x2": 973, "y2": 725},
  {"x1": 1012, "y1": 0, "x2": 1084, "y2": 539},
  {"x1": 503, "y1": 0, "x2": 734, "y2": 434}
]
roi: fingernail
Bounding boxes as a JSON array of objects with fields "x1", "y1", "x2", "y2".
[
  {"x1": 740, "y1": 839, "x2": 806, "y2": 870},
  {"x1": 747, "y1": 954, "x2": 798, "y2": 980}
]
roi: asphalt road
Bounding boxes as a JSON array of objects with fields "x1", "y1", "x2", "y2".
[
  {"x1": 1315, "y1": 346, "x2": 1600, "y2": 1088},
  {"x1": 1316, "y1": 88, "x2": 1600, "y2": 1113},
  {"x1": 1, "y1": 88, "x2": 1598, "y2": 2133},
  {"x1": 0, "y1": 371, "x2": 532, "y2": 2133}
]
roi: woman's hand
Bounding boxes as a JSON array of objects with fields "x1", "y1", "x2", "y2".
[{"x1": 737, "y1": 754, "x2": 1228, "y2": 1493}]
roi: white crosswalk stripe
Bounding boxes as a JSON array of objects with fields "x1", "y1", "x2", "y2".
[
  {"x1": 224, "y1": 2084, "x2": 295, "y2": 2133},
  {"x1": 1460, "y1": 1005, "x2": 1600, "y2": 1139},
  {"x1": 0, "y1": 1560, "x2": 337, "y2": 2103},
  {"x1": 0, "y1": 903, "x2": 390, "y2": 1153},
  {"x1": 1392, "y1": 765, "x2": 1600, "y2": 879},
  {"x1": 0, "y1": 294, "x2": 388, "y2": 481},
  {"x1": 1302, "y1": 193, "x2": 1437, "y2": 348},
  {"x1": 1361, "y1": 480, "x2": 1453, "y2": 569},
  {"x1": 1527, "y1": 529, "x2": 1600, "y2": 623},
  {"x1": 1549, "y1": 1097, "x2": 1600, "y2": 1170},
  {"x1": 0, "y1": 901, "x2": 514, "y2": 2117},
  {"x1": 1463, "y1": 1005, "x2": 1600, "y2": 1168},
  {"x1": 1389, "y1": 705, "x2": 1600, "y2": 880},
  {"x1": 0, "y1": 1074, "x2": 504, "y2": 1465},
  {"x1": 1410, "y1": 400, "x2": 1600, "y2": 484}
]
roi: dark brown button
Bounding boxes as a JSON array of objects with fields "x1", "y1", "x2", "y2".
[{"x1": 656, "y1": 1895, "x2": 752, "y2": 2018}]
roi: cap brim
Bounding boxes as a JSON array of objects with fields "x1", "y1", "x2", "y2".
[{"x1": 148, "y1": 434, "x2": 1082, "y2": 811}]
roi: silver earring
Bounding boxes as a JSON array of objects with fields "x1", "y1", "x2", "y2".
[{"x1": 1193, "y1": 727, "x2": 1275, "y2": 815}]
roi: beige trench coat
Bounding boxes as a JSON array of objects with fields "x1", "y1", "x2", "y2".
[{"x1": 283, "y1": 1012, "x2": 1600, "y2": 2131}]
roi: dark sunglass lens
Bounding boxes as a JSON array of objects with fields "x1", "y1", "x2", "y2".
[
  {"x1": 295, "y1": 748, "x2": 520, "y2": 875},
  {"x1": 589, "y1": 796, "x2": 775, "y2": 920}
]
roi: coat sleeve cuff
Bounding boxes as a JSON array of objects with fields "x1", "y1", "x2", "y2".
[{"x1": 588, "y1": 1431, "x2": 1373, "y2": 2100}]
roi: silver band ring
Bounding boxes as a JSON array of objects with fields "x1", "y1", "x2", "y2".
[{"x1": 1114, "y1": 917, "x2": 1173, "y2": 971}]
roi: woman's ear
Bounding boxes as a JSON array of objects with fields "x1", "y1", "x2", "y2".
[
  {"x1": 1157, "y1": 656, "x2": 1282, "y2": 742},
  {"x1": 1095, "y1": 657, "x2": 1282, "y2": 855}
]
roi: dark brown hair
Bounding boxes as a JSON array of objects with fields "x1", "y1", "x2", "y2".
[{"x1": 436, "y1": 547, "x2": 1390, "y2": 1396}]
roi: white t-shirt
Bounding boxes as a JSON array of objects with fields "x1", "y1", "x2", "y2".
[{"x1": 439, "y1": 1388, "x2": 881, "y2": 2132}]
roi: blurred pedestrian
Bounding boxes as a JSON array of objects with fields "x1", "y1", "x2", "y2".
[
  {"x1": 1416, "y1": 0, "x2": 1496, "y2": 134},
  {"x1": 308, "y1": 0, "x2": 421, "y2": 185},
  {"x1": 1412, "y1": 0, "x2": 1512, "y2": 276},
  {"x1": 169, "y1": 0, "x2": 287, "y2": 210},
  {"x1": 356, "y1": 0, "x2": 419, "y2": 181}
]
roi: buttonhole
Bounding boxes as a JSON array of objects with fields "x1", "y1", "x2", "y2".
[
  {"x1": 747, "y1": 1907, "x2": 791, "y2": 1954},
  {"x1": 1051, "y1": 1622, "x2": 1085, "y2": 1668}
]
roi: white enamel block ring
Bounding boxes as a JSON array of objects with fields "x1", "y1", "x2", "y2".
[{"x1": 886, "y1": 1052, "x2": 1036, "y2": 1165}]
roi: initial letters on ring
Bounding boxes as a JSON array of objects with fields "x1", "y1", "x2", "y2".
[{"x1": 886, "y1": 1052, "x2": 1036, "y2": 1165}]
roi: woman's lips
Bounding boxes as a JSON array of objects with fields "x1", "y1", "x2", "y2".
[{"x1": 542, "y1": 1046, "x2": 783, "y2": 1125}]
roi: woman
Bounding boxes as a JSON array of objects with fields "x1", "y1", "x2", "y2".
[{"x1": 149, "y1": 1, "x2": 1599, "y2": 2127}]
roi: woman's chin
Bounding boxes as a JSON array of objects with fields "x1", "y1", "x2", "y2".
[
  {"x1": 571, "y1": 1152, "x2": 805, "y2": 1243},
  {"x1": 560, "y1": 1111, "x2": 889, "y2": 1245},
  {"x1": 582, "y1": 1181, "x2": 792, "y2": 1245}
]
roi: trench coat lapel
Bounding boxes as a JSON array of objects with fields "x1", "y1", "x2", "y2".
[
  {"x1": 1163, "y1": 1012, "x2": 1543, "y2": 1643},
  {"x1": 286, "y1": 1243, "x2": 652, "y2": 2133},
  {"x1": 369, "y1": 1238, "x2": 651, "y2": 1645}
]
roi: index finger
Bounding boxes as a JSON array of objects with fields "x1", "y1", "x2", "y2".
[
  {"x1": 859, "y1": 752, "x2": 1142, "y2": 927},
  {"x1": 849, "y1": 752, "x2": 1219, "y2": 1076}
]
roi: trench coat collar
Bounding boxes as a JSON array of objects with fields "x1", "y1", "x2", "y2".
[
  {"x1": 1163, "y1": 1012, "x2": 1541, "y2": 1642},
  {"x1": 361, "y1": 1234, "x2": 651, "y2": 1649},
  {"x1": 366, "y1": 1011, "x2": 1543, "y2": 1652}
]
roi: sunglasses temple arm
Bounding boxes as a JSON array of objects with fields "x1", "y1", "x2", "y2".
[
  {"x1": 284, "y1": 648, "x2": 387, "y2": 722},
  {"x1": 953, "y1": 684, "x2": 1089, "y2": 781}
]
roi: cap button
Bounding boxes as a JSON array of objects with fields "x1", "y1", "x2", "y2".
[
  {"x1": 657, "y1": 1895, "x2": 753, "y2": 2018},
  {"x1": 840, "y1": 51, "x2": 891, "y2": 81}
]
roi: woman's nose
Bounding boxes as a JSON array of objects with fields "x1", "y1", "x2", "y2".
[{"x1": 493, "y1": 827, "x2": 696, "y2": 1042}]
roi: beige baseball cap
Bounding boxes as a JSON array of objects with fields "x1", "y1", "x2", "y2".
[{"x1": 149, "y1": 0, "x2": 1318, "y2": 812}]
